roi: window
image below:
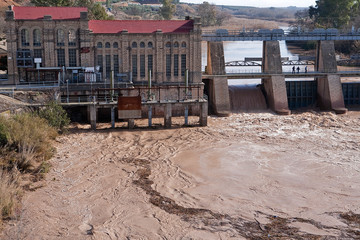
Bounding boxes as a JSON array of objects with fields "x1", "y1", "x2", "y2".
[
  {"x1": 33, "y1": 49, "x2": 42, "y2": 58},
  {"x1": 69, "y1": 49, "x2": 77, "y2": 67},
  {"x1": 140, "y1": 55, "x2": 145, "y2": 77},
  {"x1": 33, "y1": 49, "x2": 42, "y2": 66},
  {"x1": 148, "y1": 42, "x2": 153, "y2": 48},
  {"x1": 105, "y1": 42, "x2": 110, "y2": 48},
  {"x1": 140, "y1": 42, "x2": 145, "y2": 48},
  {"x1": 132, "y1": 42, "x2": 137, "y2": 48},
  {"x1": 148, "y1": 55, "x2": 153, "y2": 76},
  {"x1": 174, "y1": 42, "x2": 179, "y2": 48},
  {"x1": 16, "y1": 49, "x2": 32, "y2": 67},
  {"x1": 174, "y1": 54, "x2": 179, "y2": 76},
  {"x1": 113, "y1": 55, "x2": 119, "y2": 75},
  {"x1": 166, "y1": 54, "x2": 171, "y2": 77},
  {"x1": 132, "y1": 55, "x2": 137, "y2": 78},
  {"x1": 33, "y1": 29, "x2": 41, "y2": 46},
  {"x1": 97, "y1": 42, "x2": 103, "y2": 48},
  {"x1": 181, "y1": 42, "x2": 187, "y2": 48},
  {"x1": 57, "y1": 49, "x2": 65, "y2": 66},
  {"x1": 113, "y1": 42, "x2": 118, "y2": 48},
  {"x1": 57, "y1": 29, "x2": 65, "y2": 46},
  {"x1": 166, "y1": 42, "x2": 171, "y2": 48},
  {"x1": 68, "y1": 29, "x2": 76, "y2": 46},
  {"x1": 181, "y1": 54, "x2": 186, "y2": 76},
  {"x1": 106, "y1": 55, "x2": 111, "y2": 78},
  {"x1": 97, "y1": 55, "x2": 103, "y2": 73},
  {"x1": 21, "y1": 29, "x2": 29, "y2": 46}
]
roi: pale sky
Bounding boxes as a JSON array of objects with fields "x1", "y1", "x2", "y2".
[{"x1": 182, "y1": 0, "x2": 316, "y2": 8}]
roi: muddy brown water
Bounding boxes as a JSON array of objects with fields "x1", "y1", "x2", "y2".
[{"x1": 229, "y1": 85, "x2": 267, "y2": 112}]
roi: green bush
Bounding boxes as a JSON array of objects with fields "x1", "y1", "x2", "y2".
[{"x1": 37, "y1": 101, "x2": 70, "y2": 132}]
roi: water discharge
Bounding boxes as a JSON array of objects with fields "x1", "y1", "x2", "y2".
[{"x1": 228, "y1": 84, "x2": 267, "y2": 112}]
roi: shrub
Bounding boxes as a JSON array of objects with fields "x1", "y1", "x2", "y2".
[
  {"x1": 0, "y1": 170, "x2": 21, "y2": 222},
  {"x1": 0, "y1": 117, "x2": 8, "y2": 146},
  {"x1": 37, "y1": 101, "x2": 70, "y2": 132},
  {"x1": 5, "y1": 113, "x2": 57, "y2": 171}
]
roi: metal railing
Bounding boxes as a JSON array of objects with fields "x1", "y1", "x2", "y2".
[{"x1": 60, "y1": 85, "x2": 205, "y2": 104}]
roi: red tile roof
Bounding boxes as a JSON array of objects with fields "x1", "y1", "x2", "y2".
[
  {"x1": 13, "y1": 6, "x2": 87, "y2": 20},
  {"x1": 88, "y1": 20, "x2": 194, "y2": 34}
]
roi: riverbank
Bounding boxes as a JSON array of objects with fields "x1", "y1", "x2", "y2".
[{"x1": 2, "y1": 111, "x2": 360, "y2": 239}]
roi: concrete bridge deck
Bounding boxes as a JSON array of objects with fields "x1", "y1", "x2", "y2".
[
  {"x1": 202, "y1": 71, "x2": 360, "y2": 79},
  {"x1": 202, "y1": 30, "x2": 360, "y2": 41}
]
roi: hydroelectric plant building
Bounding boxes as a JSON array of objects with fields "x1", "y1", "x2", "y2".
[{"x1": 4, "y1": 6, "x2": 202, "y2": 88}]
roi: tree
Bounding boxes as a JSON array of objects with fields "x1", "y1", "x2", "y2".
[
  {"x1": 198, "y1": 2, "x2": 216, "y2": 27},
  {"x1": 292, "y1": 9, "x2": 315, "y2": 31},
  {"x1": 159, "y1": 0, "x2": 175, "y2": 20},
  {"x1": 31, "y1": 0, "x2": 113, "y2": 20},
  {"x1": 309, "y1": 0, "x2": 360, "y2": 28},
  {"x1": 30, "y1": 0, "x2": 72, "y2": 7}
]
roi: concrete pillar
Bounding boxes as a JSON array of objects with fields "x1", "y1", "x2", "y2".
[
  {"x1": 206, "y1": 41, "x2": 226, "y2": 75},
  {"x1": 262, "y1": 41, "x2": 290, "y2": 115},
  {"x1": 148, "y1": 106, "x2": 152, "y2": 127},
  {"x1": 128, "y1": 119, "x2": 134, "y2": 129},
  {"x1": 316, "y1": 41, "x2": 347, "y2": 114},
  {"x1": 208, "y1": 77, "x2": 231, "y2": 116},
  {"x1": 111, "y1": 107, "x2": 115, "y2": 128},
  {"x1": 200, "y1": 101, "x2": 208, "y2": 126},
  {"x1": 89, "y1": 105, "x2": 97, "y2": 130},
  {"x1": 205, "y1": 41, "x2": 230, "y2": 116},
  {"x1": 164, "y1": 104, "x2": 172, "y2": 128}
]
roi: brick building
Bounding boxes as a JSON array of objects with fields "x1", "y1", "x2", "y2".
[{"x1": 4, "y1": 6, "x2": 202, "y2": 88}]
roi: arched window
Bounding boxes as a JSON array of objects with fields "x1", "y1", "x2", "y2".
[
  {"x1": 57, "y1": 29, "x2": 65, "y2": 46},
  {"x1": 68, "y1": 29, "x2": 76, "y2": 46},
  {"x1": 113, "y1": 42, "x2": 118, "y2": 48},
  {"x1": 97, "y1": 42, "x2": 103, "y2": 48},
  {"x1": 132, "y1": 42, "x2": 137, "y2": 48},
  {"x1": 105, "y1": 42, "x2": 110, "y2": 48},
  {"x1": 174, "y1": 42, "x2": 179, "y2": 48},
  {"x1": 140, "y1": 42, "x2": 145, "y2": 48},
  {"x1": 21, "y1": 29, "x2": 29, "y2": 46},
  {"x1": 33, "y1": 29, "x2": 41, "y2": 46},
  {"x1": 166, "y1": 42, "x2": 171, "y2": 48},
  {"x1": 181, "y1": 42, "x2": 187, "y2": 48},
  {"x1": 148, "y1": 42, "x2": 153, "y2": 48}
]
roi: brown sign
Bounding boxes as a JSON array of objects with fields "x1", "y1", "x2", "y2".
[{"x1": 118, "y1": 96, "x2": 142, "y2": 119}]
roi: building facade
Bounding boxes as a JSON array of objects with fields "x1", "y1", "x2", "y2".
[{"x1": 5, "y1": 6, "x2": 202, "y2": 87}]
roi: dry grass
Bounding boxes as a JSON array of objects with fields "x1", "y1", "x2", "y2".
[
  {"x1": 202, "y1": 16, "x2": 282, "y2": 31},
  {"x1": 0, "y1": 113, "x2": 58, "y2": 224},
  {"x1": 2, "y1": 113, "x2": 57, "y2": 171},
  {"x1": 0, "y1": 170, "x2": 21, "y2": 223}
]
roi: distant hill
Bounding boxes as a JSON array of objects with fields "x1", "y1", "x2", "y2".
[{"x1": 0, "y1": 0, "x2": 20, "y2": 9}]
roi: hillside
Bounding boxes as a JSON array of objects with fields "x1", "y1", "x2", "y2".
[{"x1": 0, "y1": 0, "x2": 19, "y2": 9}]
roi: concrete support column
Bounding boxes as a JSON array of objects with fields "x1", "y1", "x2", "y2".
[
  {"x1": 206, "y1": 41, "x2": 230, "y2": 117},
  {"x1": 89, "y1": 105, "x2": 97, "y2": 130},
  {"x1": 316, "y1": 41, "x2": 347, "y2": 114},
  {"x1": 128, "y1": 119, "x2": 134, "y2": 129},
  {"x1": 111, "y1": 107, "x2": 115, "y2": 128},
  {"x1": 206, "y1": 41, "x2": 226, "y2": 75},
  {"x1": 262, "y1": 41, "x2": 290, "y2": 115},
  {"x1": 208, "y1": 77, "x2": 231, "y2": 116},
  {"x1": 200, "y1": 101, "x2": 208, "y2": 126},
  {"x1": 164, "y1": 104, "x2": 172, "y2": 128}
]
